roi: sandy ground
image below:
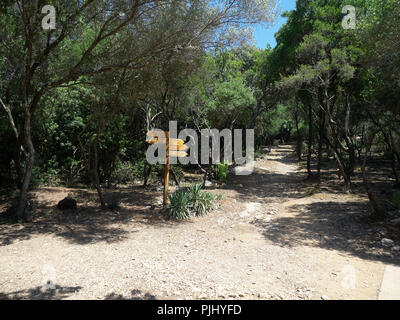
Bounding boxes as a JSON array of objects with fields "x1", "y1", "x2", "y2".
[{"x1": 0, "y1": 145, "x2": 399, "y2": 300}]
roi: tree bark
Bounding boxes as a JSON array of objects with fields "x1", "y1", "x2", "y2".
[
  {"x1": 92, "y1": 135, "x2": 107, "y2": 209},
  {"x1": 317, "y1": 108, "x2": 325, "y2": 176},
  {"x1": 307, "y1": 102, "x2": 313, "y2": 177},
  {"x1": 15, "y1": 107, "x2": 35, "y2": 219},
  {"x1": 361, "y1": 131, "x2": 386, "y2": 218}
]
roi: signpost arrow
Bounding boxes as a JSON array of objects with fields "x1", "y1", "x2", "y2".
[
  {"x1": 168, "y1": 150, "x2": 188, "y2": 157},
  {"x1": 146, "y1": 131, "x2": 188, "y2": 206}
]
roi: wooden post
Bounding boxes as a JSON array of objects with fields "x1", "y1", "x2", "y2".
[
  {"x1": 146, "y1": 131, "x2": 186, "y2": 206},
  {"x1": 163, "y1": 132, "x2": 170, "y2": 205}
]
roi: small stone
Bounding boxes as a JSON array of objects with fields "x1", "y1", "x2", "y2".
[
  {"x1": 392, "y1": 246, "x2": 400, "y2": 251},
  {"x1": 378, "y1": 229, "x2": 388, "y2": 236},
  {"x1": 321, "y1": 295, "x2": 329, "y2": 300},
  {"x1": 205, "y1": 180, "x2": 213, "y2": 187},
  {"x1": 381, "y1": 238, "x2": 394, "y2": 248},
  {"x1": 184, "y1": 243, "x2": 190, "y2": 248},
  {"x1": 390, "y1": 218, "x2": 400, "y2": 226}
]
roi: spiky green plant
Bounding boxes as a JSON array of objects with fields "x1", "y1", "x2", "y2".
[
  {"x1": 167, "y1": 184, "x2": 217, "y2": 220},
  {"x1": 168, "y1": 189, "x2": 192, "y2": 220},
  {"x1": 190, "y1": 184, "x2": 214, "y2": 216}
]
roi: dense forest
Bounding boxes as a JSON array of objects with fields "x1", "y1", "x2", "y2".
[{"x1": 0, "y1": 0, "x2": 399, "y2": 221}]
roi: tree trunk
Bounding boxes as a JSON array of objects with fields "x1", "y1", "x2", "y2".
[
  {"x1": 361, "y1": 131, "x2": 386, "y2": 218},
  {"x1": 317, "y1": 108, "x2": 325, "y2": 176},
  {"x1": 307, "y1": 102, "x2": 313, "y2": 177},
  {"x1": 294, "y1": 108, "x2": 302, "y2": 161},
  {"x1": 343, "y1": 94, "x2": 355, "y2": 179},
  {"x1": 15, "y1": 107, "x2": 35, "y2": 219},
  {"x1": 92, "y1": 136, "x2": 107, "y2": 209},
  {"x1": 143, "y1": 162, "x2": 152, "y2": 187}
]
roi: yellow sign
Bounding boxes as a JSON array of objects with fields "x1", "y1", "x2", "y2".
[
  {"x1": 168, "y1": 144, "x2": 189, "y2": 151},
  {"x1": 146, "y1": 131, "x2": 166, "y2": 137},
  {"x1": 168, "y1": 151, "x2": 188, "y2": 158},
  {"x1": 146, "y1": 132, "x2": 184, "y2": 146},
  {"x1": 145, "y1": 131, "x2": 188, "y2": 205}
]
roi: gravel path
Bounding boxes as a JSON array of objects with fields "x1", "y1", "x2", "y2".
[{"x1": 0, "y1": 145, "x2": 396, "y2": 300}]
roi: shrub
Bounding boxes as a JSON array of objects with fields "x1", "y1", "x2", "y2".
[
  {"x1": 393, "y1": 190, "x2": 400, "y2": 209},
  {"x1": 167, "y1": 184, "x2": 218, "y2": 220},
  {"x1": 190, "y1": 184, "x2": 214, "y2": 216},
  {"x1": 216, "y1": 162, "x2": 229, "y2": 182},
  {"x1": 168, "y1": 189, "x2": 192, "y2": 220}
]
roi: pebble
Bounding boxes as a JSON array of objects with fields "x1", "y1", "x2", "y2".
[
  {"x1": 381, "y1": 238, "x2": 394, "y2": 248},
  {"x1": 321, "y1": 295, "x2": 329, "y2": 300},
  {"x1": 390, "y1": 218, "x2": 400, "y2": 226},
  {"x1": 392, "y1": 246, "x2": 400, "y2": 252}
]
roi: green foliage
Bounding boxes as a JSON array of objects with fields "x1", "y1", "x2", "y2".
[
  {"x1": 168, "y1": 189, "x2": 192, "y2": 220},
  {"x1": 167, "y1": 184, "x2": 217, "y2": 220},
  {"x1": 393, "y1": 191, "x2": 400, "y2": 209},
  {"x1": 216, "y1": 162, "x2": 229, "y2": 182}
]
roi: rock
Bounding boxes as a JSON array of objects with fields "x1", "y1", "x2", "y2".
[
  {"x1": 184, "y1": 243, "x2": 191, "y2": 248},
  {"x1": 205, "y1": 180, "x2": 213, "y2": 187},
  {"x1": 392, "y1": 246, "x2": 400, "y2": 252},
  {"x1": 378, "y1": 228, "x2": 388, "y2": 236},
  {"x1": 381, "y1": 238, "x2": 394, "y2": 248},
  {"x1": 321, "y1": 295, "x2": 329, "y2": 300},
  {"x1": 57, "y1": 196, "x2": 77, "y2": 210},
  {"x1": 390, "y1": 218, "x2": 400, "y2": 226}
]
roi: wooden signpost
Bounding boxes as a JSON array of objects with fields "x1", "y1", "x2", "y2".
[{"x1": 146, "y1": 131, "x2": 187, "y2": 205}]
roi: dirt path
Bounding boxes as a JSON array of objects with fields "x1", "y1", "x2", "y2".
[{"x1": 0, "y1": 145, "x2": 397, "y2": 300}]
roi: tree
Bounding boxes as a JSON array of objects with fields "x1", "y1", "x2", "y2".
[{"x1": 0, "y1": 0, "x2": 277, "y2": 218}]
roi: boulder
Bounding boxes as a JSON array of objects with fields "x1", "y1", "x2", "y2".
[{"x1": 57, "y1": 196, "x2": 77, "y2": 210}]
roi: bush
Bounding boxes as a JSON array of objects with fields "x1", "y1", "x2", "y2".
[
  {"x1": 190, "y1": 184, "x2": 214, "y2": 216},
  {"x1": 167, "y1": 184, "x2": 217, "y2": 220},
  {"x1": 168, "y1": 189, "x2": 192, "y2": 220},
  {"x1": 111, "y1": 159, "x2": 147, "y2": 184},
  {"x1": 393, "y1": 190, "x2": 400, "y2": 209},
  {"x1": 215, "y1": 162, "x2": 229, "y2": 182}
]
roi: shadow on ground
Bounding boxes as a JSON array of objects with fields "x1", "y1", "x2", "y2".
[
  {"x1": 0, "y1": 186, "x2": 180, "y2": 247},
  {"x1": 0, "y1": 285, "x2": 82, "y2": 300},
  {"x1": 105, "y1": 289, "x2": 157, "y2": 300},
  {"x1": 221, "y1": 145, "x2": 400, "y2": 266}
]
